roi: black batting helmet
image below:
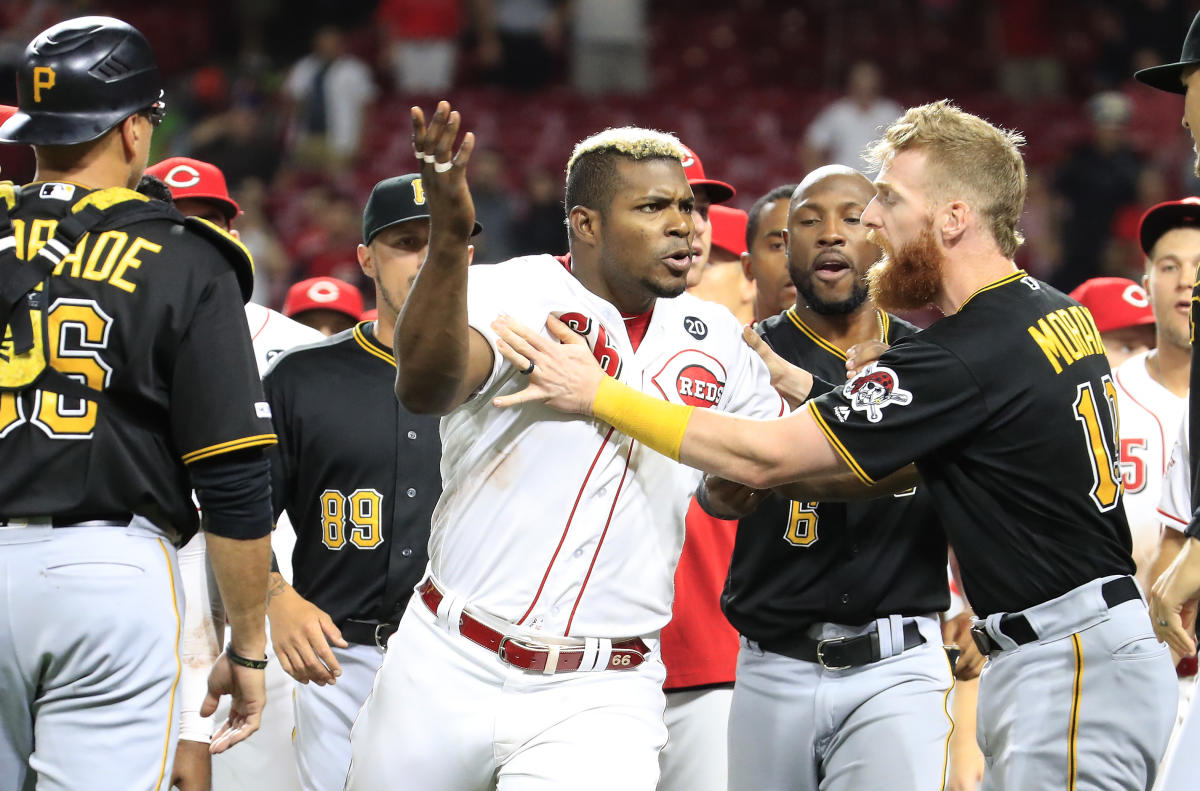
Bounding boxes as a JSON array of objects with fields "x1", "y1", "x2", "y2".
[{"x1": 0, "y1": 16, "x2": 162, "y2": 146}]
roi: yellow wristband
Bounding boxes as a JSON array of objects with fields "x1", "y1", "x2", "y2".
[{"x1": 592, "y1": 376, "x2": 695, "y2": 461}]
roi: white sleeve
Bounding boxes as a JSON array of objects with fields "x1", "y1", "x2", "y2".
[
  {"x1": 464, "y1": 261, "x2": 545, "y2": 397},
  {"x1": 177, "y1": 532, "x2": 225, "y2": 743},
  {"x1": 719, "y1": 323, "x2": 788, "y2": 419},
  {"x1": 804, "y1": 104, "x2": 838, "y2": 149},
  {"x1": 1159, "y1": 413, "x2": 1192, "y2": 533}
]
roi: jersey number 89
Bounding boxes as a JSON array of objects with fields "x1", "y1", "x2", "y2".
[{"x1": 320, "y1": 488, "x2": 384, "y2": 550}]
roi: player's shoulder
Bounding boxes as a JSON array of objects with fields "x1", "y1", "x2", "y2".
[
  {"x1": 882, "y1": 312, "x2": 921, "y2": 342},
  {"x1": 263, "y1": 323, "x2": 355, "y2": 379},
  {"x1": 662, "y1": 291, "x2": 744, "y2": 335},
  {"x1": 1113, "y1": 350, "x2": 1152, "y2": 393},
  {"x1": 246, "y1": 303, "x2": 325, "y2": 367},
  {"x1": 471, "y1": 253, "x2": 567, "y2": 283}
]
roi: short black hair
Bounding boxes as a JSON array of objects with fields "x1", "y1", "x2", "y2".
[
  {"x1": 564, "y1": 149, "x2": 680, "y2": 221},
  {"x1": 135, "y1": 173, "x2": 174, "y2": 204},
  {"x1": 746, "y1": 183, "x2": 798, "y2": 250}
]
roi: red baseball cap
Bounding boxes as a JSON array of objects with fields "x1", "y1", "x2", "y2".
[
  {"x1": 0, "y1": 106, "x2": 15, "y2": 126},
  {"x1": 710, "y1": 205, "x2": 749, "y2": 257},
  {"x1": 144, "y1": 156, "x2": 240, "y2": 220},
  {"x1": 1138, "y1": 197, "x2": 1200, "y2": 255},
  {"x1": 679, "y1": 144, "x2": 734, "y2": 204},
  {"x1": 360, "y1": 308, "x2": 378, "y2": 321},
  {"x1": 283, "y1": 277, "x2": 364, "y2": 322},
  {"x1": 1068, "y1": 277, "x2": 1155, "y2": 333}
]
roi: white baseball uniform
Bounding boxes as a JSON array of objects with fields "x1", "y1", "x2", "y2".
[
  {"x1": 177, "y1": 304, "x2": 322, "y2": 791},
  {"x1": 1112, "y1": 350, "x2": 1186, "y2": 592},
  {"x1": 346, "y1": 255, "x2": 784, "y2": 791}
]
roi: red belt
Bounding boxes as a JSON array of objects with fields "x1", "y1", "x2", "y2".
[{"x1": 419, "y1": 579, "x2": 649, "y2": 674}]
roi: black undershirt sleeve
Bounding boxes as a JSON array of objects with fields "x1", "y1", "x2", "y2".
[{"x1": 191, "y1": 448, "x2": 273, "y2": 540}]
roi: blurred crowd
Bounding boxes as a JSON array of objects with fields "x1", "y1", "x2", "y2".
[{"x1": 1, "y1": 0, "x2": 1198, "y2": 315}]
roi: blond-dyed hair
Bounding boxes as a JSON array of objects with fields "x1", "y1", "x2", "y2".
[
  {"x1": 566, "y1": 127, "x2": 686, "y2": 181},
  {"x1": 866, "y1": 100, "x2": 1027, "y2": 258}
]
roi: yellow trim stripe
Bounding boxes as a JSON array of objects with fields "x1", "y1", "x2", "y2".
[
  {"x1": 155, "y1": 539, "x2": 182, "y2": 791},
  {"x1": 938, "y1": 650, "x2": 956, "y2": 791},
  {"x1": 879, "y1": 311, "x2": 891, "y2": 340},
  {"x1": 958, "y1": 270, "x2": 1027, "y2": 312},
  {"x1": 353, "y1": 322, "x2": 395, "y2": 366},
  {"x1": 182, "y1": 433, "x2": 277, "y2": 464},
  {"x1": 786, "y1": 309, "x2": 847, "y2": 360},
  {"x1": 806, "y1": 401, "x2": 876, "y2": 484},
  {"x1": 1067, "y1": 633, "x2": 1083, "y2": 791}
]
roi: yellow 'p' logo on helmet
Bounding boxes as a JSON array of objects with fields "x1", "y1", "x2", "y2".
[{"x1": 32, "y1": 67, "x2": 55, "y2": 103}]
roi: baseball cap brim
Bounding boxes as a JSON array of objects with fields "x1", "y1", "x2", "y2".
[
  {"x1": 1139, "y1": 200, "x2": 1200, "y2": 254},
  {"x1": 0, "y1": 107, "x2": 126, "y2": 146},
  {"x1": 177, "y1": 193, "x2": 241, "y2": 221},
  {"x1": 1134, "y1": 61, "x2": 1194, "y2": 94},
  {"x1": 689, "y1": 178, "x2": 735, "y2": 205},
  {"x1": 367, "y1": 214, "x2": 483, "y2": 244}
]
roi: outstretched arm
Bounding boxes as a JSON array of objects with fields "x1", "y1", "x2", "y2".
[
  {"x1": 394, "y1": 101, "x2": 494, "y2": 415},
  {"x1": 492, "y1": 314, "x2": 851, "y2": 491}
]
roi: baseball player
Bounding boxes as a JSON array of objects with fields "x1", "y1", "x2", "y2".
[
  {"x1": 685, "y1": 203, "x2": 754, "y2": 325},
  {"x1": 263, "y1": 173, "x2": 461, "y2": 790},
  {"x1": 344, "y1": 103, "x2": 784, "y2": 790},
  {"x1": 658, "y1": 145, "x2": 743, "y2": 791},
  {"x1": 700, "y1": 166, "x2": 953, "y2": 791},
  {"x1": 139, "y1": 156, "x2": 322, "y2": 791},
  {"x1": 497, "y1": 101, "x2": 1178, "y2": 791},
  {"x1": 742, "y1": 184, "x2": 799, "y2": 323},
  {"x1": 1110, "y1": 204, "x2": 1199, "y2": 594},
  {"x1": 0, "y1": 16, "x2": 275, "y2": 790},
  {"x1": 282, "y1": 276, "x2": 365, "y2": 337},
  {"x1": 1069, "y1": 276, "x2": 1157, "y2": 371}
]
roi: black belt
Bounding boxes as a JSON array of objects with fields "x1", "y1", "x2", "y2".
[
  {"x1": 970, "y1": 576, "x2": 1141, "y2": 657},
  {"x1": 341, "y1": 619, "x2": 399, "y2": 651},
  {"x1": 759, "y1": 620, "x2": 925, "y2": 670},
  {"x1": 0, "y1": 514, "x2": 132, "y2": 527}
]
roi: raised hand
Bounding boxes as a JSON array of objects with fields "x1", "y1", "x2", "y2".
[{"x1": 411, "y1": 101, "x2": 476, "y2": 241}]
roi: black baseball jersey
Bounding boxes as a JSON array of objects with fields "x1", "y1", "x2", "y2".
[
  {"x1": 722, "y1": 309, "x2": 949, "y2": 644},
  {"x1": 264, "y1": 321, "x2": 441, "y2": 626},
  {"x1": 809, "y1": 271, "x2": 1135, "y2": 616},
  {"x1": 0, "y1": 182, "x2": 274, "y2": 542}
]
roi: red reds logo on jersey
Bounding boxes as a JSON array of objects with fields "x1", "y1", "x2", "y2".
[
  {"x1": 842, "y1": 364, "x2": 912, "y2": 423},
  {"x1": 651, "y1": 350, "x2": 727, "y2": 408}
]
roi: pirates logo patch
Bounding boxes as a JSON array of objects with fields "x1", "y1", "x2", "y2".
[{"x1": 842, "y1": 364, "x2": 912, "y2": 423}]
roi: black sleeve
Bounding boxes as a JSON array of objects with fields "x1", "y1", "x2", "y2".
[
  {"x1": 192, "y1": 448, "x2": 273, "y2": 539},
  {"x1": 173, "y1": 268, "x2": 276, "y2": 465},
  {"x1": 808, "y1": 339, "x2": 989, "y2": 483}
]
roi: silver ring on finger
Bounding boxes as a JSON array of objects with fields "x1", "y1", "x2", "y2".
[
  {"x1": 434, "y1": 160, "x2": 453, "y2": 173},
  {"x1": 1159, "y1": 619, "x2": 1170, "y2": 627},
  {"x1": 520, "y1": 360, "x2": 535, "y2": 375}
]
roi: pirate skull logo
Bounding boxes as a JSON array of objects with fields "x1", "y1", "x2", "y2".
[{"x1": 842, "y1": 365, "x2": 912, "y2": 423}]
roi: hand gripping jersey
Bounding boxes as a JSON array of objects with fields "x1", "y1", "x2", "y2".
[
  {"x1": 1112, "y1": 350, "x2": 1186, "y2": 584},
  {"x1": 437, "y1": 254, "x2": 785, "y2": 639},
  {"x1": 808, "y1": 272, "x2": 1134, "y2": 616},
  {"x1": 723, "y1": 308, "x2": 949, "y2": 644},
  {"x1": 0, "y1": 181, "x2": 273, "y2": 541},
  {"x1": 264, "y1": 321, "x2": 441, "y2": 625}
]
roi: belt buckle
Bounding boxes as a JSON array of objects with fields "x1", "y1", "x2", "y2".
[
  {"x1": 969, "y1": 623, "x2": 993, "y2": 656},
  {"x1": 497, "y1": 634, "x2": 512, "y2": 663},
  {"x1": 374, "y1": 623, "x2": 392, "y2": 652},
  {"x1": 815, "y1": 637, "x2": 851, "y2": 671}
]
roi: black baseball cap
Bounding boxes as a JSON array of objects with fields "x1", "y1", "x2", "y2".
[
  {"x1": 362, "y1": 173, "x2": 482, "y2": 244},
  {"x1": 1138, "y1": 197, "x2": 1200, "y2": 254},
  {"x1": 1134, "y1": 10, "x2": 1200, "y2": 94}
]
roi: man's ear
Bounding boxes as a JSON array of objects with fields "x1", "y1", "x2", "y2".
[
  {"x1": 467, "y1": 243, "x2": 475, "y2": 264},
  {"x1": 569, "y1": 206, "x2": 601, "y2": 247},
  {"x1": 119, "y1": 115, "x2": 140, "y2": 161},
  {"x1": 740, "y1": 251, "x2": 755, "y2": 281},
  {"x1": 356, "y1": 243, "x2": 374, "y2": 278},
  {"x1": 940, "y1": 201, "x2": 969, "y2": 245}
]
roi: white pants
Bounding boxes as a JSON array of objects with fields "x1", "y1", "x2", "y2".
[
  {"x1": 0, "y1": 522, "x2": 182, "y2": 791},
  {"x1": 293, "y1": 642, "x2": 383, "y2": 791},
  {"x1": 977, "y1": 576, "x2": 1175, "y2": 791},
  {"x1": 659, "y1": 686, "x2": 733, "y2": 791},
  {"x1": 728, "y1": 616, "x2": 953, "y2": 791},
  {"x1": 1156, "y1": 673, "x2": 1200, "y2": 790},
  {"x1": 346, "y1": 591, "x2": 668, "y2": 791}
]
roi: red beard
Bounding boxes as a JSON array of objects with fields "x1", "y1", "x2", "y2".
[{"x1": 866, "y1": 225, "x2": 945, "y2": 312}]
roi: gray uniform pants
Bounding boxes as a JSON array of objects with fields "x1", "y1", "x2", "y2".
[
  {"x1": 0, "y1": 521, "x2": 182, "y2": 791},
  {"x1": 727, "y1": 615, "x2": 953, "y2": 791},
  {"x1": 977, "y1": 575, "x2": 1176, "y2": 791}
]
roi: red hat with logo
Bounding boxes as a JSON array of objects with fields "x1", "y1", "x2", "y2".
[
  {"x1": 144, "y1": 156, "x2": 241, "y2": 221},
  {"x1": 1138, "y1": 197, "x2": 1200, "y2": 255},
  {"x1": 710, "y1": 205, "x2": 749, "y2": 257},
  {"x1": 0, "y1": 106, "x2": 15, "y2": 126},
  {"x1": 1068, "y1": 277, "x2": 1155, "y2": 333},
  {"x1": 679, "y1": 144, "x2": 735, "y2": 204},
  {"x1": 283, "y1": 277, "x2": 364, "y2": 322}
]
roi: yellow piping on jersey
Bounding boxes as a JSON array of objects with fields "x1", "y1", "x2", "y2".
[
  {"x1": 938, "y1": 648, "x2": 956, "y2": 791},
  {"x1": 353, "y1": 322, "x2": 396, "y2": 366},
  {"x1": 1067, "y1": 633, "x2": 1083, "y2": 790},
  {"x1": 182, "y1": 433, "x2": 277, "y2": 464},
  {"x1": 154, "y1": 538, "x2": 182, "y2": 791},
  {"x1": 806, "y1": 401, "x2": 876, "y2": 485},
  {"x1": 957, "y1": 270, "x2": 1027, "y2": 312},
  {"x1": 785, "y1": 309, "x2": 889, "y2": 361}
]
